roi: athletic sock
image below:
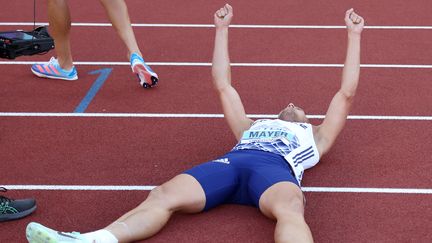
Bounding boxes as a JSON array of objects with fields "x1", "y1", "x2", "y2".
[{"x1": 83, "y1": 229, "x2": 119, "y2": 243}]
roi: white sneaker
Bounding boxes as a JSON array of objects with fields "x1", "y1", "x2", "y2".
[
  {"x1": 26, "y1": 222, "x2": 90, "y2": 243},
  {"x1": 31, "y1": 57, "x2": 78, "y2": 81}
]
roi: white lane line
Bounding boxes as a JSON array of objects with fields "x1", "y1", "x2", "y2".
[
  {"x1": 2, "y1": 22, "x2": 432, "y2": 30},
  {"x1": 2, "y1": 185, "x2": 432, "y2": 194},
  {"x1": 1, "y1": 61, "x2": 432, "y2": 69},
  {"x1": 1, "y1": 112, "x2": 432, "y2": 120},
  {"x1": 2, "y1": 185, "x2": 157, "y2": 191},
  {"x1": 302, "y1": 187, "x2": 432, "y2": 194}
]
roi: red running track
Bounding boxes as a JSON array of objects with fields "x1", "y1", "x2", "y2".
[
  {"x1": 1, "y1": 0, "x2": 432, "y2": 242},
  {"x1": 1, "y1": 66, "x2": 432, "y2": 116}
]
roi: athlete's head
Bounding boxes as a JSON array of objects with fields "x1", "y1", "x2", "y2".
[{"x1": 278, "y1": 103, "x2": 309, "y2": 123}]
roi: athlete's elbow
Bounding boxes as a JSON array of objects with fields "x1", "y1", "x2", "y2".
[
  {"x1": 212, "y1": 79, "x2": 230, "y2": 92},
  {"x1": 339, "y1": 89, "x2": 356, "y2": 102}
]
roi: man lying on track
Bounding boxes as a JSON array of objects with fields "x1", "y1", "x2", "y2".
[{"x1": 25, "y1": 4, "x2": 364, "y2": 243}]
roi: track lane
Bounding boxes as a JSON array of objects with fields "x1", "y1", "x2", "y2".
[
  {"x1": 2, "y1": 26, "x2": 432, "y2": 65},
  {"x1": 1, "y1": 190, "x2": 431, "y2": 243},
  {"x1": 1, "y1": 118, "x2": 431, "y2": 188},
  {"x1": 3, "y1": 0, "x2": 432, "y2": 26},
  {"x1": 1, "y1": 66, "x2": 432, "y2": 116}
]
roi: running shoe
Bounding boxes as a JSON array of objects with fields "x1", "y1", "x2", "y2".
[
  {"x1": 130, "y1": 52, "x2": 158, "y2": 88},
  {"x1": 26, "y1": 222, "x2": 90, "y2": 243},
  {"x1": 31, "y1": 57, "x2": 78, "y2": 81},
  {"x1": 0, "y1": 187, "x2": 37, "y2": 222}
]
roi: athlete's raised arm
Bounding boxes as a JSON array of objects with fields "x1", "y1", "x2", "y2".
[
  {"x1": 212, "y1": 4, "x2": 253, "y2": 141},
  {"x1": 315, "y1": 9, "x2": 365, "y2": 156}
]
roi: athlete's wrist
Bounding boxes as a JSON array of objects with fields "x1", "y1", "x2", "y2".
[
  {"x1": 347, "y1": 32, "x2": 362, "y2": 40},
  {"x1": 215, "y1": 25, "x2": 229, "y2": 31}
]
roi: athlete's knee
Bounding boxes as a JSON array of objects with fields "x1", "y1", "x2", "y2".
[
  {"x1": 271, "y1": 196, "x2": 311, "y2": 242},
  {"x1": 260, "y1": 183, "x2": 305, "y2": 219},
  {"x1": 145, "y1": 186, "x2": 174, "y2": 209},
  {"x1": 274, "y1": 194, "x2": 304, "y2": 217},
  {"x1": 263, "y1": 191, "x2": 305, "y2": 221}
]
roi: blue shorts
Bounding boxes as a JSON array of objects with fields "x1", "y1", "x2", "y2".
[{"x1": 183, "y1": 149, "x2": 299, "y2": 211}]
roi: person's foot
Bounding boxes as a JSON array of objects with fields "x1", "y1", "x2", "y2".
[
  {"x1": 0, "y1": 187, "x2": 37, "y2": 222},
  {"x1": 31, "y1": 57, "x2": 78, "y2": 81},
  {"x1": 26, "y1": 222, "x2": 90, "y2": 243},
  {"x1": 130, "y1": 53, "x2": 158, "y2": 88}
]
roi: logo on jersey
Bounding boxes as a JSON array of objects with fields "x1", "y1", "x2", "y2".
[
  {"x1": 212, "y1": 158, "x2": 230, "y2": 164},
  {"x1": 298, "y1": 123, "x2": 308, "y2": 129}
]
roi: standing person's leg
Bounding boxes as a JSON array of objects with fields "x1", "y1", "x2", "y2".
[
  {"x1": 31, "y1": 0, "x2": 78, "y2": 80},
  {"x1": 259, "y1": 182, "x2": 313, "y2": 243},
  {"x1": 98, "y1": 0, "x2": 140, "y2": 59},
  {"x1": 26, "y1": 174, "x2": 206, "y2": 243},
  {"x1": 99, "y1": 0, "x2": 158, "y2": 88},
  {"x1": 47, "y1": 0, "x2": 73, "y2": 69}
]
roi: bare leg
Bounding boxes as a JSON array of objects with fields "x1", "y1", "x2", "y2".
[
  {"x1": 104, "y1": 174, "x2": 206, "y2": 242},
  {"x1": 47, "y1": 0, "x2": 74, "y2": 70},
  {"x1": 259, "y1": 182, "x2": 313, "y2": 243},
  {"x1": 99, "y1": 0, "x2": 141, "y2": 59}
]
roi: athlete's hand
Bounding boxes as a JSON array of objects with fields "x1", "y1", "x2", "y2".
[
  {"x1": 345, "y1": 8, "x2": 364, "y2": 35},
  {"x1": 214, "y1": 4, "x2": 233, "y2": 29}
]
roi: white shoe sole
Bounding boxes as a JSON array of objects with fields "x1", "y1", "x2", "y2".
[{"x1": 31, "y1": 68, "x2": 78, "y2": 81}]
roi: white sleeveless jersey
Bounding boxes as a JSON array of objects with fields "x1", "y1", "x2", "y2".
[{"x1": 232, "y1": 119, "x2": 320, "y2": 185}]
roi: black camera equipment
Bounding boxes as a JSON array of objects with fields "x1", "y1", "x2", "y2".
[
  {"x1": 0, "y1": 0, "x2": 55, "y2": 59},
  {"x1": 0, "y1": 26, "x2": 54, "y2": 59}
]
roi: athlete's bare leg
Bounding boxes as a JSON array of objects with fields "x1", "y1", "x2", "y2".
[
  {"x1": 47, "y1": 0, "x2": 74, "y2": 70},
  {"x1": 259, "y1": 182, "x2": 313, "y2": 243},
  {"x1": 103, "y1": 174, "x2": 206, "y2": 242},
  {"x1": 99, "y1": 0, "x2": 142, "y2": 59}
]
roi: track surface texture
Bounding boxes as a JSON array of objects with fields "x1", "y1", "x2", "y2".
[{"x1": 1, "y1": 0, "x2": 431, "y2": 242}]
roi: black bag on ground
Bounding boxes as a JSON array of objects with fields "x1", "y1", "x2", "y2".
[{"x1": 0, "y1": 26, "x2": 55, "y2": 59}]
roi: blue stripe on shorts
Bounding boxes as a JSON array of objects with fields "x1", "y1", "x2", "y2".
[{"x1": 183, "y1": 149, "x2": 299, "y2": 211}]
